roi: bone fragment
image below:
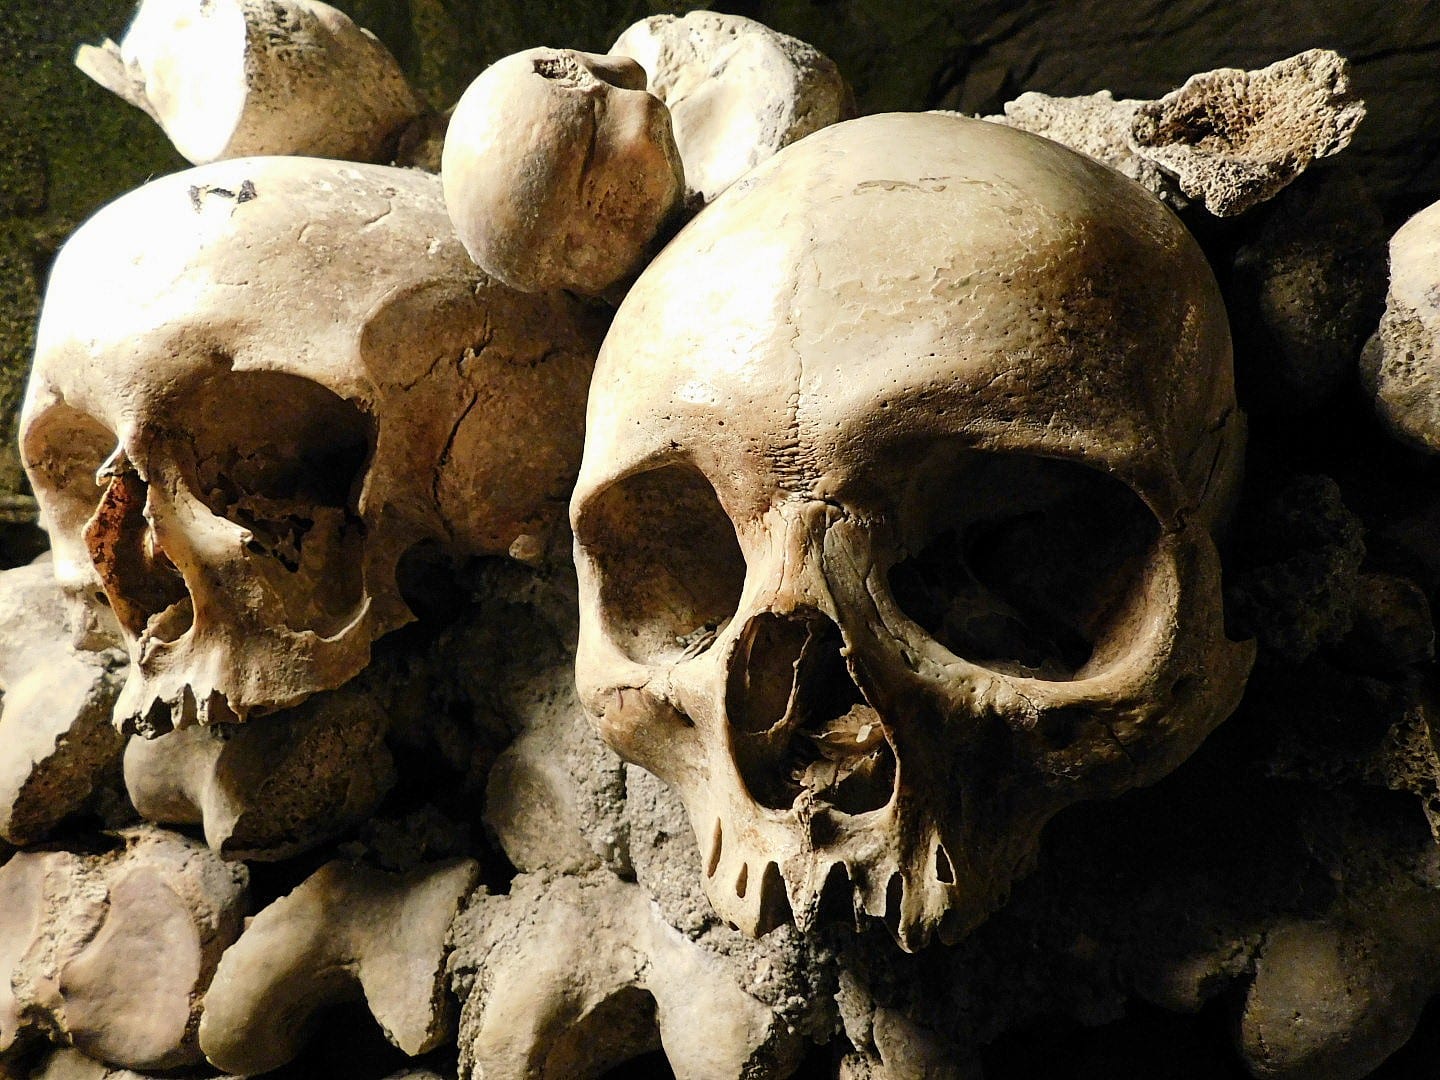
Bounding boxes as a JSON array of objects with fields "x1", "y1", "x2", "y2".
[
  {"x1": 76, "y1": 0, "x2": 424, "y2": 165},
  {"x1": 0, "y1": 561, "x2": 126, "y2": 845},
  {"x1": 124, "y1": 680, "x2": 393, "y2": 861},
  {"x1": 1362, "y1": 197, "x2": 1440, "y2": 453},
  {"x1": 442, "y1": 48, "x2": 685, "y2": 296},
  {"x1": 451, "y1": 869, "x2": 802, "y2": 1080},
  {"x1": 0, "y1": 827, "x2": 246, "y2": 1071},
  {"x1": 611, "y1": 12, "x2": 854, "y2": 204},
  {"x1": 987, "y1": 49, "x2": 1364, "y2": 216},
  {"x1": 198, "y1": 857, "x2": 479, "y2": 1075}
]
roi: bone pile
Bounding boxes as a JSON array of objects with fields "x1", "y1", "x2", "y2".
[{"x1": 2, "y1": 0, "x2": 1438, "y2": 1076}]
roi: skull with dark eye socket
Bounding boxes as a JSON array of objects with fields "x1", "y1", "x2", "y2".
[
  {"x1": 571, "y1": 112, "x2": 1254, "y2": 950},
  {"x1": 22, "y1": 155, "x2": 599, "y2": 735}
]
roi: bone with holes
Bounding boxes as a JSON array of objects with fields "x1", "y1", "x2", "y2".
[
  {"x1": 441, "y1": 47, "x2": 685, "y2": 297},
  {"x1": 21, "y1": 155, "x2": 600, "y2": 734},
  {"x1": 571, "y1": 111, "x2": 1254, "y2": 950},
  {"x1": 76, "y1": 0, "x2": 425, "y2": 167}
]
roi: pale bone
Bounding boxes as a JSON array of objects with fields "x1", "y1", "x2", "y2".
[
  {"x1": 442, "y1": 48, "x2": 685, "y2": 296},
  {"x1": 1361, "y1": 198, "x2": 1440, "y2": 453},
  {"x1": 123, "y1": 679, "x2": 393, "y2": 860},
  {"x1": 22, "y1": 155, "x2": 599, "y2": 733},
  {"x1": 987, "y1": 49, "x2": 1364, "y2": 216},
  {"x1": 198, "y1": 857, "x2": 479, "y2": 1075},
  {"x1": 455, "y1": 870, "x2": 802, "y2": 1079},
  {"x1": 0, "y1": 826, "x2": 246, "y2": 1071},
  {"x1": 0, "y1": 561, "x2": 126, "y2": 845},
  {"x1": 75, "y1": 0, "x2": 423, "y2": 166},
  {"x1": 610, "y1": 12, "x2": 854, "y2": 204},
  {"x1": 571, "y1": 112, "x2": 1254, "y2": 950}
]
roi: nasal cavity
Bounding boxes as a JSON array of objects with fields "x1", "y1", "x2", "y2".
[
  {"x1": 83, "y1": 464, "x2": 192, "y2": 642},
  {"x1": 727, "y1": 611, "x2": 896, "y2": 815}
]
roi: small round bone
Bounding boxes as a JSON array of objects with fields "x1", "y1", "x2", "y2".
[
  {"x1": 75, "y1": 0, "x2": 423, "y2": 165},
  {"x1": 441, "y1": 48, "x2": 685, "y2": 296},
  {"x1": 610, "y1": 12, "x2": 853, "y2": 203},
  {"x1": 199, "y1": 857, "x2": 479, "y2": 1075}
]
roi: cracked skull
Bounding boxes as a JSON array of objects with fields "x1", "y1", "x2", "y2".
[
  {"x1": 23, "y1": 156, "x2": 597, "y2": 734},
  {"x1": 572, "y1": 113, "x2": 1254, "y2": 950}
]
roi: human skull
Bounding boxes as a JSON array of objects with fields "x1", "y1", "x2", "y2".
[
  {"x1": 23, "y1": 156, "x2": 597, "y2": 734},
  {"x1": 571, "y1": 113, "x2": 1254, "y2": 950}
]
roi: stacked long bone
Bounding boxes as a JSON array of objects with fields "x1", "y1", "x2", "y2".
[{"x1": 2, "y1": 0, "x2": 1433, "y2": 1075}]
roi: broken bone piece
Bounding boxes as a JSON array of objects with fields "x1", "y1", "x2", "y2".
[
  {"x1": 1131, "y1": 49, "x2": 1365, "y2": 216},
  {"x1": 198, "y1": 857, "x2": 479, "y2": 1075},
  {"x1": 124, "y1": 679, "x2": 393, "y2": 861},
  {"x1": 571, "y1": 111, "x2": 1252, "y2": 950},
  {"x1": 0, "y1": 827, "x2": 247, "y2": 1071},
  {"x1": 76, "y1": 0, "x2": 424, "y2": 165},
  {"x1": 21, "y1": 156, "x2": 600, "y2": 732},
  {"x1": 987, "y1": 49, "x2": 1364, "y2": 216},
  {"x1": 611, "y1": 12, "x2": 854, "y2": 204},
  {"x1": 0, "y1": 560, "x2": 126, "y2": 845},
  {"x1": 451, "y1": 869, "x2": 803, "y2": 1079},
  {"x1": 442, "y1": 48, "x2": 685, "y2": 296},
  {"x1": 1361, "y1": 197, "x2": 1440, "y2": 453}
]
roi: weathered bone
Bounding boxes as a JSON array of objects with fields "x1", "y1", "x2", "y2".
[
  {"x1": 987, "y1": 49, "x2": 1365, "y2": 216},
  {"x1": 0, "y1": 561, "x2": 126, "y2": 845},
  {"x1": 1362, "y1": 197, "x2": 1440, "y2": 453},
  {"x1": 610, "y1": 12, "x2": 853, "y2": 204},
  {"x1": 198, "y1": 857, "x2": 479, "y2": 1075},
  {"x1": 0, "y1": 827, "x2": 246, "y2": 1071},
  {"x1": 572, "y1": 111, "x2": 1252, "y2": 949},
  {"x1": 76, "y1": 0, "x2": 424, "y2": 165},
  {"x1": 124, "y1": 680, "x2": 393, "y2": 860},
  {"x1": 442, "y1": 48, "x2": 685, "y2": 296}
]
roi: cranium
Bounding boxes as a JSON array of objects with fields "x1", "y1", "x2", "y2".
[
  {"x1": 571, "y1": 112, "x2": 1254, "y2": 950},
  {"x1": 23, "y1": 156, "x2": 597, "y2": 733}
]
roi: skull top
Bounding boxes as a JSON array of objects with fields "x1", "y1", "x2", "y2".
[
  {"x1": 23, "y1": 156, "x2": 598, "y2": 734},
  {"x1": 571, "y1": 112, "x2": 1253, "y2": 949}
]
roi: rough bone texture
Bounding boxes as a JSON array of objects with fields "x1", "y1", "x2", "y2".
[
  {"x1": 1361, "y1": 197, "x2": 1440, "y2": 453},
  {"x1": 0, "y1": 827, "x2": 247, "y2": 1072},
  {"x1": 75, "y1": 0, "x2": 424, "y2": 166},
  {"x1": 442, "y1": 48, "x2": 685, "y2": 296},
  {"x1": 610, "y1": 11, "x2": 854, "y2": 204},
  {"x1": 988, "y1": 49, "x2": 1365, "y2": 217},
  {"x1": 0, "y1": 561, "x2": 126, "y2": 845}
]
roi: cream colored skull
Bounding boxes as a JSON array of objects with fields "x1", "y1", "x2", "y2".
[
  {"x1": 23, "y1": 156, "x2": 596, "y2": 734},
  {"x1": 571, "y1": 113, "x2": 1254, "y2": 950}
]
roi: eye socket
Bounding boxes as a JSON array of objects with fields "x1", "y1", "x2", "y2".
[
  {"x1": 179, "y1": 372, "x2": 372, "y2": 517},
  {"x1": 887, "y1": 449, "x2": 1161, "y2": 681},
  {"x1": 21, "y1": 404, "x2": 118, "y2": 540},
  {"x1": 578, "y1": 463, "x2": 746, "y2": 665}
]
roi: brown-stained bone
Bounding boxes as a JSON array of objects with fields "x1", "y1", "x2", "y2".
[{"x1": 198, "y1": 857, "x2": 479, "y2": 1075}]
